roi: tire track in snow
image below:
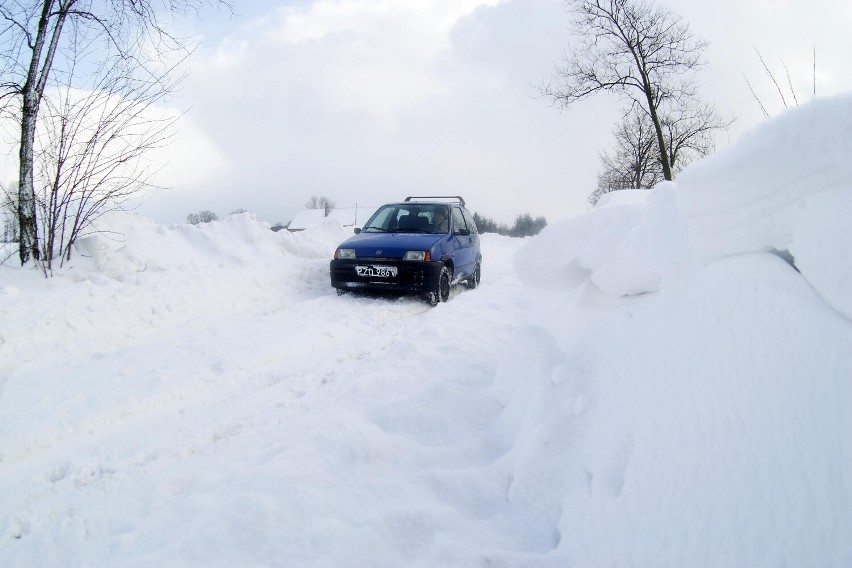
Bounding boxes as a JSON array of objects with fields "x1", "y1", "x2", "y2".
[{"x1": 1, "y1": 233, "x2": 539, "y2": 566}]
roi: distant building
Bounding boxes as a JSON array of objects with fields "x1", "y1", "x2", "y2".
[{"x1": 287, "y1": 206, "x2": 369, "y2": 232}]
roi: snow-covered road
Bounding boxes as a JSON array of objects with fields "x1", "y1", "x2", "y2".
[{"x1": 1, "y1": 223, "x2": 553, "y2": 567}]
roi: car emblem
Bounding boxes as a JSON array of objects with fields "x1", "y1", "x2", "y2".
[{"x1": 376, "y1": 249, "x2": 382, "y2": 255}]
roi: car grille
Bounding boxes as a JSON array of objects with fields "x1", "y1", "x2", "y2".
[{"x1": 332, "y1": 261, "x2": 425, "y2": 288}]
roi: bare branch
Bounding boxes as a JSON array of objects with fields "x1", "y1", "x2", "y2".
[
  {"x1": 781, "y1": 59, "x2": 798, "y2": 107},
  {"x1": 543, "y1": 0, "x2": 723, "y2": 184},
  {"x1": 744, "y1": 75, "x2": 769, "y2": 118},
  {"x1": 752, "y1": 45, "x2": 787, "y2": 109}
]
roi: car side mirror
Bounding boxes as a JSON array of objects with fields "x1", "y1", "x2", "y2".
[
  {"x1": 354, "y1": 228, "x2": 361, "y2": 234},
  {"x1": 457, "y1": 228, "x2": 471, "y2": 236}
]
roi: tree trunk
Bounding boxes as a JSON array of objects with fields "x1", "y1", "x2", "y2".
[
  {"x1": 643, "y1": 87, "x2": 673, "y2": 181},
  {"x1": 17, "y1": 0, "x2": 70, "y2": 264},
  {"x1": 18, "y1": 97, "x2": 40, "y2": 264}
]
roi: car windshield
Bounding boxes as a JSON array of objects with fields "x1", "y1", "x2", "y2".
[{"x1": 361, "y1": 204, "x2": 450, "y2": 234}]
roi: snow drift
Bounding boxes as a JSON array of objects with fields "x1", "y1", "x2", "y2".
[
  {"x1": 513, "y1": 92, "x2": 852, "y2": 566},
  {"x1": 1, "y1": 95, "x2": 851, "y2": 567}
]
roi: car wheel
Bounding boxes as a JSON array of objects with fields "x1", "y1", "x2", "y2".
[
  {"x1": 428, "y1": 265, "x2": 451, "y2": 306},
  {"x1": 336, "y1": 288, "x2": 347, "y2": 296},
  {"x1": 466, "y1": 263, "x2": 481, "y2": 289}
]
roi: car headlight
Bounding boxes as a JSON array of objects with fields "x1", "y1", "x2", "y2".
[
  {"x1": 336, "y1": 248, "x2": 356, "y2": 259},
  {"x1": 403, "y1": 251, "x2": 430, "y2": 261}
]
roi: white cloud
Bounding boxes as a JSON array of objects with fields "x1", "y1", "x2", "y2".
[
  {"x1": 141, "y1": 0, "x2": 852, "y2": 226},
  {"x1": 271, "y1": 0, "x2": 503, "y2": 47},
  {"x1": 209, "y1": 0, "x2": 505, "y2": 125},
  {"x1": 149, "y1": 111, "x2": 233, "y2": 189},
  {"x1": 145, "y1": 0, "x2": 604, "y2": 225}
]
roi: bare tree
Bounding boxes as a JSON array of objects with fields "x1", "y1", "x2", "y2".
[
  {"x1": 0, "y1": 0, "x2": 231, "y2": 265},
  {"x1": 591, "y1": 98, "x2": 725, "y2": 206},
  {"x1": 1, "y1": 185, "x2": 18, "y2": 245},
  {"x1": 592, "y1": 107, "x2": 661, "y2": 205},
  {"x1": 305, "y1": 195, "x2": 335, "y2": 217},
  {"x1": 542, "y1": 0, "x2": 726, "y2": 182},
  {"x1": 33, "y1": 52, "x2": 181, "y2": 272},
  {"x1": 659, "y1": 101, "x2": 725, "y2": 174},
  {"x1": 186, "y1": 210, "x2": 218, "y2": 224}
]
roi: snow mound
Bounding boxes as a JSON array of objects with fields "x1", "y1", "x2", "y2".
[
  {"x1": 508, "y1": 253, "x2": 852, "y2": 566},
  {"x1": 595, "y1": 188, "x2": 649, "y2": 207},
  {"x1": 789, "y1": 189, "x2": 852, "y2": 319},
  {"x1": 504, "y1": 94, "x2": 852, "y2": 565},
  {"x1": 514, "y1": 197, "x2": 646, "y2": 292},
  {"x1": 0, "y1": 213, "x2": 352, "y2": 368},
  {"x1": 523, "y1": 94, "x2": 852, "y2": 317},
  {"x1": 74, "y1": 212, "x2": 343, "y2": 279},
  {"x1": 679, "y1": 93, "x2": 852, "y2": 263},
  {"x1": 517, "y1": 182, "x2": 695, "y2": 296}
]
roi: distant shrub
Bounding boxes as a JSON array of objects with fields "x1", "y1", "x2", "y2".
[
  {"x1": 473, "y1": 212, "x2": 546, "y2": 237},
  {"x1": 186, "y1": 210, "x2": 219, "y2": 225}
]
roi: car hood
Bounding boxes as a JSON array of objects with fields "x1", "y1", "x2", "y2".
[{"x1": 340, "y1": 232, "x2": 443, "y2": 259}]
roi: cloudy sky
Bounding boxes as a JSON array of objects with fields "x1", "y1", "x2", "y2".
[{"x1": 135, "y1": 0, "x2": 852, "y2": 226}]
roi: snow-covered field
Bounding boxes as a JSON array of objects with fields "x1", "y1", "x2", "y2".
[{"x1": 2, "y1": 94, "x2": 851, "y2": 567}]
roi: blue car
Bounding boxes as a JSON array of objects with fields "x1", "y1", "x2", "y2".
[{"x1": 330, "y1": 196, "x2": 482, "y2": 305}]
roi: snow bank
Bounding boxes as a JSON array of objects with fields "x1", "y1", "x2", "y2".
[
  {"x1": 505, "y1": 254, "x2": 852, "y2": 566},
  {"x1": 679, "y1": 93, "x2": 852, "y2": 262},
  {"x1": 789, "y1": 188, "x2": 852, "y2": 319},
  {"x1": 524, "y1": 93, "x2": 852, "y2": 314},
  {"x1": 678, "y1": 92, "x2": 852, "y2": 319},
  {"x1": 0, "y1": 213, "x2": 353, "y2": 429},
  {"x1": 516, "y1": 181, "x2": 695, "y2": 296},
  {"x1": 503, "y1": 94, "x2": 852, "y2": 565}
]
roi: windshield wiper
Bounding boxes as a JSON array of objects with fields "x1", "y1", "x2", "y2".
[{"x1": 362, "y1": 227, "x2": 390, "y2": 232}]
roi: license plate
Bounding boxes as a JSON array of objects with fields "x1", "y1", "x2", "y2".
[{"x1": 355, "y1": 265, "x2": 398, "y2": 278}]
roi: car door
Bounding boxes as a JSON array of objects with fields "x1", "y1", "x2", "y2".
[
  {"x1": 451, "y1": 206, "x2": 475, "y2": 277},
  {"x1": 461, "y1": 208, "x2": 481, "y2": 267}
]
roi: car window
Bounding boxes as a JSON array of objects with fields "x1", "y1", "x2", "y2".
[
  {"x1": 461, "y1": 209, "x2": 478, "y2": 234},
  {"x1": 362, "y1": 205, "x2": 395, "y2": 232},
  {"x1": 362, "y1": 204, "x2": 448, "y2": 233},
  {"x1": 428, "y1": 205, "x2": 450, "y2": 234},
  {"x1": 452, "y1": 207, "x2": 467, "y2": 235}
]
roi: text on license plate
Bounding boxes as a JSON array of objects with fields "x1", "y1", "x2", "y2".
[{"x1": 356, "y1": 265, "x2": 398, "y2": 278}]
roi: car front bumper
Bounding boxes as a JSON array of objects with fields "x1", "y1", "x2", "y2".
[{"x1": 330, "y1": 259, "x2": 444, "y2": 294}]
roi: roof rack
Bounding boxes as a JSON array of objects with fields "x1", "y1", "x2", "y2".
[{"x1": 404, "y1": 195, "x2": 465, "y2": 207}]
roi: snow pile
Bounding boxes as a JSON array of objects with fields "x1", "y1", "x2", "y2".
[
  {"x1": 521, "y1": 93, "x2": 852, "y2": 308},
  {"x1": 516, "y1": 181, "x2": 696, "y2": 296},
  {"x1": 679, "y1": 93, "x2": 852, "y2": 320},
  {"x1": 679, "y1": 94, "x2": 852, "y2": 263},
  {"x1": 507, "y1": 93, "x2": 852, "y2": 565},
  {"x1": 0, "y1": 214, "x2": 350, "y2": 370},
  {"x1": 789, "y1": 188, "x2": 852, "y2": 319},
  {"x1": 505, "y1": 254, "x2": 852, "y2": 565},
  {"x1": 1, "y1": 95, "x2": 851, "y2": 567}
]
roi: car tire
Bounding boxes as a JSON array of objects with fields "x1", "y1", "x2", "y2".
[
  {"x1": 428, "y1": 265, "x2": 451, "y2": 306},
  {"x1": 466, "y1": 263, "x2": 481, "y2": 289}
]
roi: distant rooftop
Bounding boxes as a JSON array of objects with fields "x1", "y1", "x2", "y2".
[{"x1": 288, "y1": 207, "x2": 372, "y2": 231}]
